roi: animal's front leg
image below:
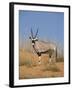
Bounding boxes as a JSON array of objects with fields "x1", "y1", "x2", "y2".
[{"x1": 38, "y1": 56, "x2": 41, "y2": 64}]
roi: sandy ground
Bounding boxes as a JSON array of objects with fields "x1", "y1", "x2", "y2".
[
  {"x1": 19, "y1": 49, "x2": 64, "y2": 79},
  {"x1": 19, "y1": 62, "x2": 64, "y2": 79}
]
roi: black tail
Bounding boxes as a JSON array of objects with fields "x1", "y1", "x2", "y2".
[{"x1": 56, "y1": 47, "x2": 57, "y2": 61}]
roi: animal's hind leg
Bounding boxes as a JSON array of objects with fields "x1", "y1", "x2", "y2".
[
  {"x1": 53, "y1": 51, "x2": 56, "y2": 63},
  {"x1": 49, "y1": 57, "x2": 52, "y2": 64}
]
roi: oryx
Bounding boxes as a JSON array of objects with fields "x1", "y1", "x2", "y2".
[{"x1": 29, "y1": 28, "x2": 57, "y2": 64}]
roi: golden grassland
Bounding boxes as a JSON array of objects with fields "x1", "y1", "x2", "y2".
[{"x1": 19, "y1": 48, "x2": 64, "y2": 79}]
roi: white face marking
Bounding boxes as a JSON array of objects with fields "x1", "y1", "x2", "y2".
[
  {"x1": 32, "y1": 39, "x2": 34, "y2": 40},
  {"x1": 32, "y1": 43, "x2": 34, "y2": 46},
  {"x1": 34, "y1": 38, "x2": 38, "y2": 40},
  {"x1": 54, "y1": 47, "x2": 56, "y2": 50}
]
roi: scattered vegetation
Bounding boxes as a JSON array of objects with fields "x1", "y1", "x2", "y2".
[
  {"x1": 19, "y1": 49, "x2": 64, "y2": 79},
  {"x1": 56, "y1": 57, "x2": 64, "y2": 62},
  {"x1": 43, "y1": 63, "x2": 60, "y2": 72},
  {"x1": 20, "y1": 59, "x2": 32, "y2": 67},
  {"x1": 23, "y1": 75, "x2": 34, "y2": 79},
  {"x1": 50, "y1": 75, "x2": 57, "y2": 78}
]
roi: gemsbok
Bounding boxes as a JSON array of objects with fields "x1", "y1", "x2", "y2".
[{"x1": 29, "y1": 28, "x2": 57, "y2": 64}]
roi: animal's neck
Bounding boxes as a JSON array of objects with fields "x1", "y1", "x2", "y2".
[
  {"x1": 32, "y1": 43, "x2": 36, "y2": 51},
  {"x1": 32, "y1": 43, "x2": 41, "y2": 56}
]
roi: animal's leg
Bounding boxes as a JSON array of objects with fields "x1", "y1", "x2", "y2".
[
  {"x1": 53, "y1": 51, "x2": 56, "y2": 63},
  {"x1": 38, "y1": 56, "x2": 41, "y2": 64},
  {"x1": 49, "y1": 58, "x2": 52, "y2": 64},
  {"x1": 53, "y1": 57, "x2": 56, "y2": 63}
]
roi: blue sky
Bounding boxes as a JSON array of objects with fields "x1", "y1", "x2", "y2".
[{"x1": 19, "y1": 10, "x2": 64, "y2": 47}]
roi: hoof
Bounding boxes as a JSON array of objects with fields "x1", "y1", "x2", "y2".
[{"x1": 38, "y1": 61, "x2": 41, "y2": 64}]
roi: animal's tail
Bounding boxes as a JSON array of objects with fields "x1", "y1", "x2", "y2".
[{"x1": 56, "y1": 47, "x2": 57, "y2": 61}]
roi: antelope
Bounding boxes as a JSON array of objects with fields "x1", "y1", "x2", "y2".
[{"x1": 29, "y1": 28, "x2": 57, "y2": 64}]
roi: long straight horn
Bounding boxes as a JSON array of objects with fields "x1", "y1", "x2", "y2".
[
  {"x1": 31, "y1": 28, "x2": 33, "y2": 38},
  {"x1": 34, "y1": 28, "x2": 38, "y2": 38}
]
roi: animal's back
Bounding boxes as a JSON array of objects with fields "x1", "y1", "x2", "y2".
[{"x1": 34, "y1": 40, "x2": 56, "y2": 52}]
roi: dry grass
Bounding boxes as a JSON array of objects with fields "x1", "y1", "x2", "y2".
[
  {"x1": 43, "y1": 63, "x2": 60, "y2": 72},
  {"x1": 56, "y1": 57, "x2": 64, "y2": 62},
  {"x1": 20, "y1": 59, "x2": 32, "y2": 67},
  {"x1": 19, "y1": 48, "x2": 64, "y2": 79}
]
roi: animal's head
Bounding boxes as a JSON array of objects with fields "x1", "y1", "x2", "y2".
[{"x1": 29, "y1": 28, "x2": 38, "y2": 46}]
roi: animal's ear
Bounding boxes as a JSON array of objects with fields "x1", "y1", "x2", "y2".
[
  {"x1": 31, "y1": 28, "x2": 34, "y2": 38},
  {"x1": 34, "y1": 28, "x2": 38, "y2": 38}
]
